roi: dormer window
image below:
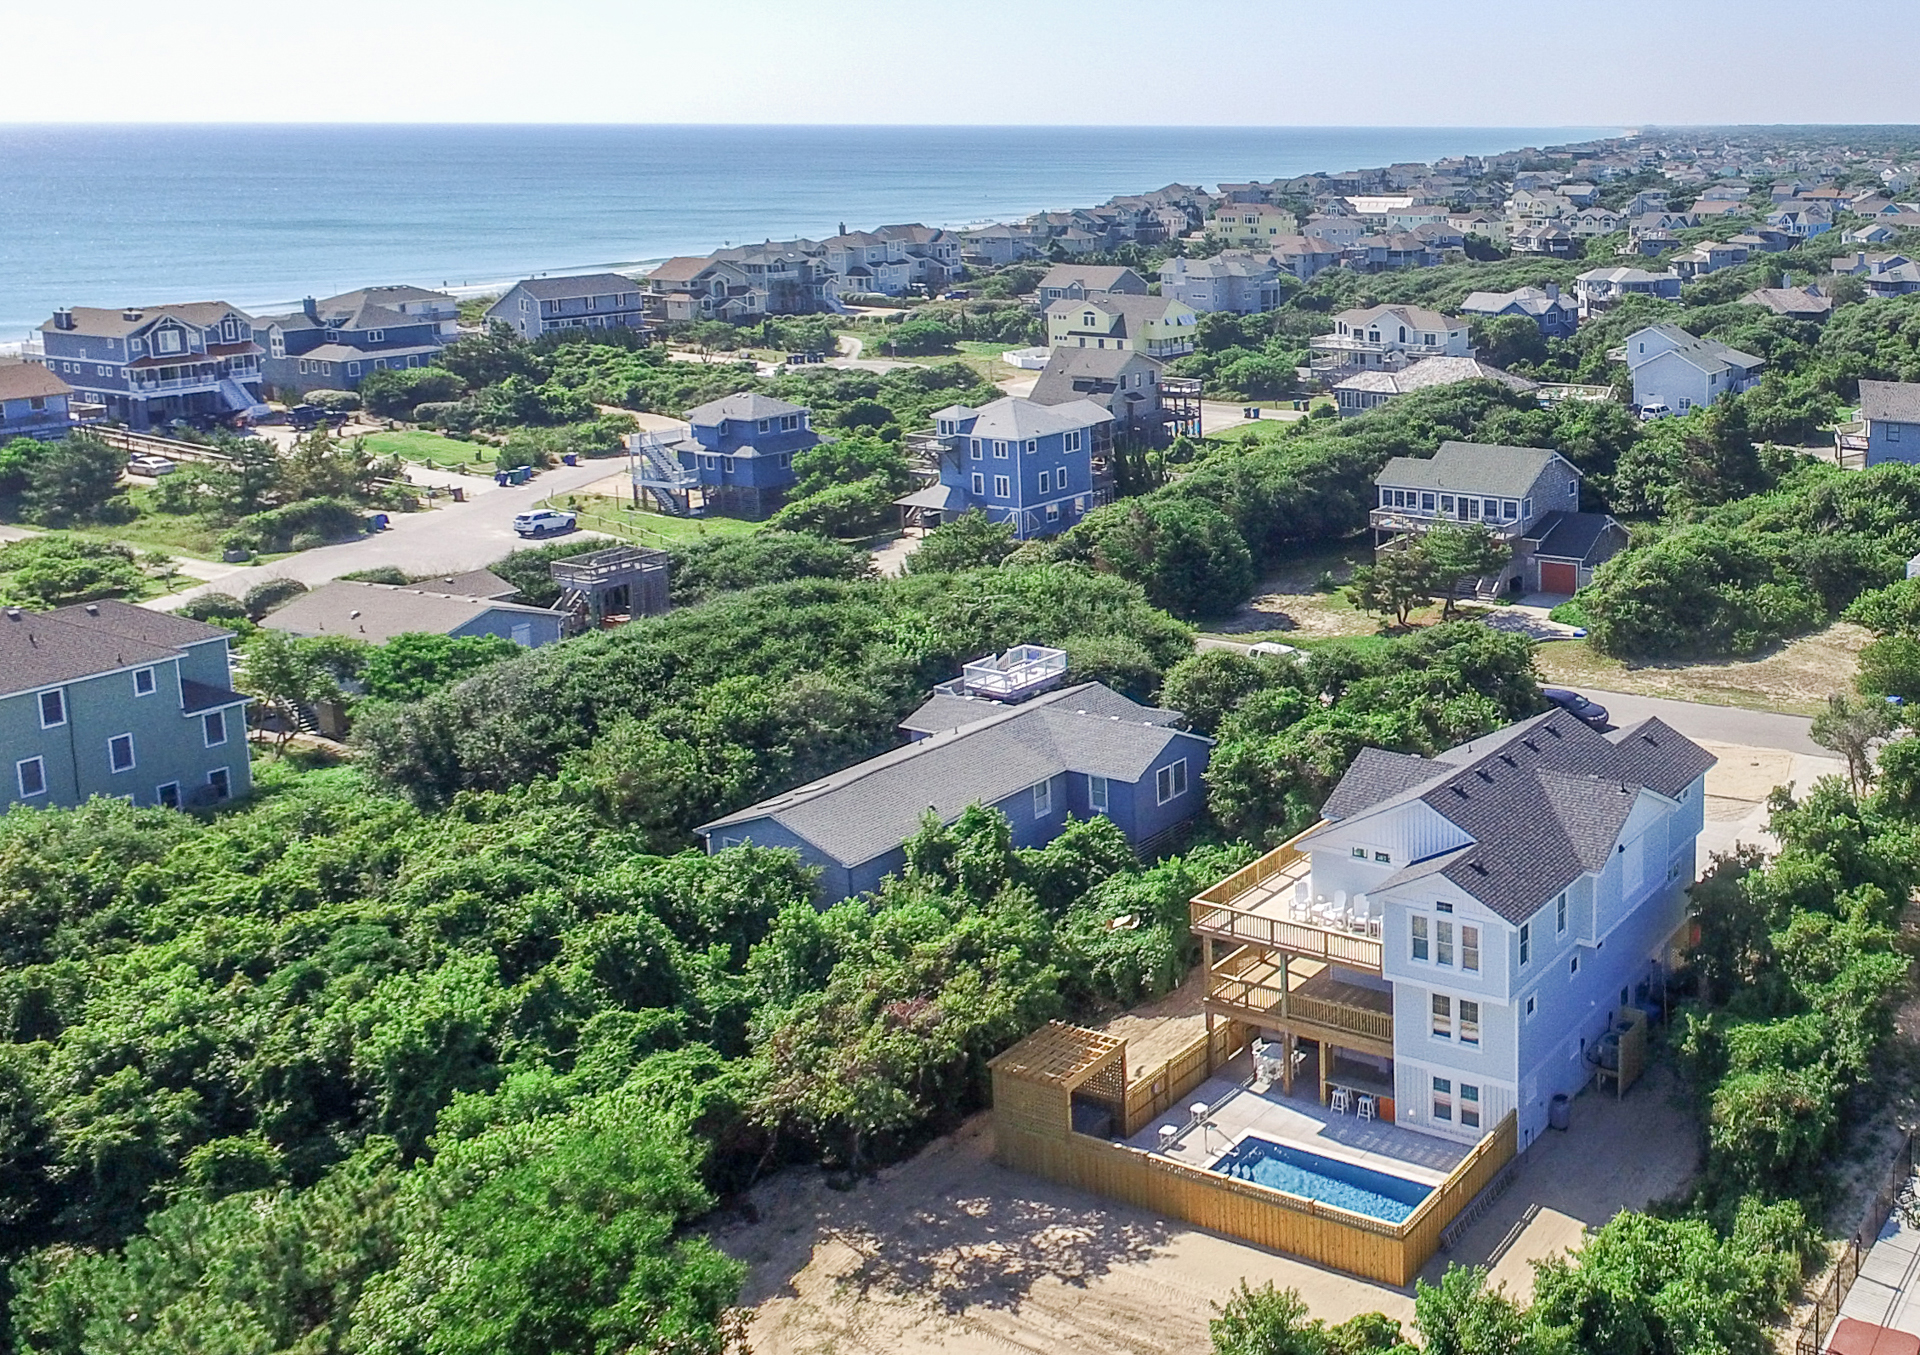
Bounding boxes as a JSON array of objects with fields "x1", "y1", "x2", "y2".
[
  {"x1": 367, "y1": 330, "x2": 384, "y2": 343},
  {"x1": 155, "y1": 329, "x2": 183, "y2": 355}
]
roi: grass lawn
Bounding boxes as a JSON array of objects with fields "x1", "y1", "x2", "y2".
[
  {"x1": 540, "y1": 492, "x2": 758, "y2": 549},
  {"x1": 362, "y1": 429, "x2": 495, "y2": 472}
]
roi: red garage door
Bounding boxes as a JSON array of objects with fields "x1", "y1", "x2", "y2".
[{"x1": 1540, "y1": 561, "x2": 1578, "y2": 594}]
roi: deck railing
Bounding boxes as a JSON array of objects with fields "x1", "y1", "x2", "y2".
[
  {"x1": 1190, "y1": 835, "x2": 1385, "y2": 973},
  {"x1": 1204, "y1": 969, "x2": 1394, "y2": 1046}
]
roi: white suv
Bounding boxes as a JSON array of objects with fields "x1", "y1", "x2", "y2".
[{"x1": 512, "y1": 509, "x2": 577, "y2": 538}]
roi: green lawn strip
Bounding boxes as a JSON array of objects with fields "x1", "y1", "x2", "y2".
[
  {"x1": 540, "y1": 492, "x2": 758, "y2": 548},
  {"x1": 361, "y1": 429, "x2": 495, "y2": 471}
]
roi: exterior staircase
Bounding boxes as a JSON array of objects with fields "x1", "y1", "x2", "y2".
[{"x1": 627, "y1": 431, "x2": 701, "y2": 517}]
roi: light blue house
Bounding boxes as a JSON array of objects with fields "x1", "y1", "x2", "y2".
[
  {"x1": 0, "y1": 361, "x2": 78, "y2": 441},
  {"x1": 485, "y1": 273, "x2": 648, "y2": 340},
  {"x1": 896, "y1": 397, "x2": 1114, "y2": 539},
  {"x1": 1858, "y1": 381, "x2": 1920, "y2": 466},
  {"x1": 672, "y1": 393, "x2": 820, "y2": 520},
  {"x1": 696, "y1": 649, "x2": 1212, "y2": 901},
  {"x1": 1624, "y1": 323, "x2": 1765, "y2": 415},
  {"x1": 2, "y1": 601, "x2": 252, "y2": 811},
  {"x1": 37, "y1": 302, "x2": 267, "y2": 431},
  {"x1": 1193, "y1": 711, "x2": 1715, "y2": 1153}
]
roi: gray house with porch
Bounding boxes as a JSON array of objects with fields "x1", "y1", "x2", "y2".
[
  {"x1": 697, "y1": 655, "x2": 1211, "y2": 901},
  {"x1": 1371, "y1": 442, "x2": 1624, "y2": 595}
]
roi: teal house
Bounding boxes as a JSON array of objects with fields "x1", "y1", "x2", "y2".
[{"x1": 2, "y1": 602, "x2": 252, "y2": 811}]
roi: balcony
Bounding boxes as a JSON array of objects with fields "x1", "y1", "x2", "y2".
[
  {"x1": 1369, "y1": 508, "x2": 1526, "y2": 541},
  {"x1": 1204, "y1": 947, "x2": 1394, "y2": 1054},
  {"x1": 1189, "y1": 834, "x2": 1384, "y2": 974}
]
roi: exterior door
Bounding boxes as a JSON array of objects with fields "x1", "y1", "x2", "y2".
[{"x1": 1540, "y1": 561, "x2": 1578, "y2": 594}]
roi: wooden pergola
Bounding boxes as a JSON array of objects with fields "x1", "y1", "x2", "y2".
[{"x1": 989, "y1": 1022, "x2": 1127, "y2": 1141}]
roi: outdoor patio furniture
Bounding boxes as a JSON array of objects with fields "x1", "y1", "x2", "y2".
[
  {"x1": 1330, "y1": 1087, "x2": 1352, "y2": 1114},
  {"x1": 1157, "y1": 1124, "x2": 1179, "y2": 1151},
  {"x1": 1356, "y1": 1094, "x2": 1376, "y2": 1122}
]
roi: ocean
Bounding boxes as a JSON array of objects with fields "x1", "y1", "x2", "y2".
[{"x1": 0, "y1": 123, "x2": 1615, "y2": 337}]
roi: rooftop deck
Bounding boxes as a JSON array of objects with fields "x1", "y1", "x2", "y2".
[{"x1": 1127, "y1": 1050, "x2": 1466, "y2": 1187}]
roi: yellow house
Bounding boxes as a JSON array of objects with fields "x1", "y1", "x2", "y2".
[
  {"x1": 1045, "y1": 295, "x2": 1200, "y2": 358},
  {"x1": 1206, "y1": 203, "x2": 1301, "y2": 247}
]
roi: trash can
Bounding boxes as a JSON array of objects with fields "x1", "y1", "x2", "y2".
[
  {"x1": 561, "y1": 453, "x2": 579, "y2": 467},
  {"x1": 366, "y1": 512, "x2": 390, "y2": 532},
  {"x1": 450, "y1": 486, "x2": 465, "y2": 503},
  {"x1": 494, "y1": 471, "x2": 510, "y2": 486},
  {"x1": 1549, "y1": 1093, "x2": 1571, "y2": 1131}
]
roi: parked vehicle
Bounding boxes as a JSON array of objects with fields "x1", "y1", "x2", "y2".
[
  {"x1": 1637, "y1": 402, "x2": 1673, "y2": 421},
  {"x1": 1247, "y1": 641, "x2": 1301, "y2": 660},
  {"x1": 126, "y1": 455, "x2": 177, "y2": 477},
  {"x1": 941, "y1": 289, "x2": 973, "y2": 300},
  {"x1": 512, "y1": 509, "x2": 577, "y2": 538},
  {"x1": 1542, "y1": 687, "x2": 1610, "y2": 730}
]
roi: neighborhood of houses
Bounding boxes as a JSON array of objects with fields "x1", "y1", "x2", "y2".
[{"x1": 6, "y1": 125, "x2": 1920, "y2": 1310}]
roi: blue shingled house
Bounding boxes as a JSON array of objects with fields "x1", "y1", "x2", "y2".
[
  {"x1": 894, "y1": 396, "x2": 1115, "y2": 539},
  {"x1": 696, "y1": 647, "x2": 1211, "y2": 900},
  {"x1": 673, "y1": 393, "x2": 820, "y2": 519}
]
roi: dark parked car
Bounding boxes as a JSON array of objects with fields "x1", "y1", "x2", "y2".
[{"x1": 1543, "y1": 687, "x2": 1609, "y2": 730}]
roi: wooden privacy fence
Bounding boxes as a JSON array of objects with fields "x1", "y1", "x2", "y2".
[
  {"x1": 1121, "y1": 1019, "x2": 1251, "y2": 1138},
  {"x1": 990, "y1": 1021, "x2": 1519, "y2": 1288}
]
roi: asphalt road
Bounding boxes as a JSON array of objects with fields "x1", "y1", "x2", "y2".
[
  {"x1": 141, "y1": 457, "x2": 620, "y2": 609},
  {"x1": 1576, "y1": 687, "x2": 1825, "y2": 759}
]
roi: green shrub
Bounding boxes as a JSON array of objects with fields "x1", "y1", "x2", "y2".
[
  {"x1": 176, "y1": 591, "x2": 248, "y2": 623},
  {"x1": 243, "y1": 577, "x2": 310, "y2": 619},
  {"x1": 231, "y1": 497, "x2": 367, "y2": 554},
  {"x1": 303, "y1": 388, "x2": 362, "y2": 412}
]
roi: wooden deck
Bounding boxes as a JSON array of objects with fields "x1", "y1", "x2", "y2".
[{"x1": 1190, "y1": 830, "x2": 1384, "y2": 974}]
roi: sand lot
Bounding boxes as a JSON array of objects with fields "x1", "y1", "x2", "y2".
[{"x1": 720, "y1": 1059, "x2": 1699, "y2": 1355}]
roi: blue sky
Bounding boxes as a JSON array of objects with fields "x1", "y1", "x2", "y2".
[{"x1": 11, "y1": 0, "x2": 1920, "y2": 126}]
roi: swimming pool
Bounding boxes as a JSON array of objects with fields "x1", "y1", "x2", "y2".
[{"x1": 1209, "y1": 1137, "x2": 1433, "y2": 1223}]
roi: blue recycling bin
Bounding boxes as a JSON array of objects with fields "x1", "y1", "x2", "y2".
[
  {"x1": 367, "y1": 512, "x2": 390, "y2": 532},
  {"x1": 562, "y1": 453, "x2": 579, "y2": 466},
  {"x1": 494, "y1": 470, "x2": 510, "y2": 486}
]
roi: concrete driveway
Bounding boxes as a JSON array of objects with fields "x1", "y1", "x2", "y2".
[{"x1": 142, "y1": 457, "x2": 621, "y2": 609}]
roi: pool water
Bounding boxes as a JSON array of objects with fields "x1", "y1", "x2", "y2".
[{"x1": 1210, "y1": 1137, "x2": 1433, "y2": 1222}]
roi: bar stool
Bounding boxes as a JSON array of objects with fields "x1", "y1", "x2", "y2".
[
  {"x1": 1157, "y1": 1124, "x2": 1179, "y2": 1152},
  {"x1": 1356, "y1": 1094, "x2": 1377, "y2": 1122},
  {"x1": 1330, "y1": 1087, "x2": 1352, "y2": 1114}
]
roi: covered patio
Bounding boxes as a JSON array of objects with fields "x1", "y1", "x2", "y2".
[{"x1": 1125, "y1": 1049, "x2": 1467, "y2": 1188}]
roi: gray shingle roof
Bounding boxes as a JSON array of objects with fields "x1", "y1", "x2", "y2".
[
  {"x1": 1376, "y1": 441, "x2": 1564, "y2": 495},
  {"x1": 1303, "y1": 711, "x2": 1716, "y2": 923},
  {"x1": 1523, "y1": 511, "x2": 1623, "y2": 564},
  {"x1": 262, "y1": 581, "x2": 554, "y2": 644},
  {"x1": 0, "y1": 361, "x2": 73, "y2": 401},
  {"x1": 899, "y1": 682, "x2": 1178, "y2": 737},
  {"x1": 41, "y1": 302, "x2": 254, "y2": 339},
  {"x1": 699, "y1": 682, "x2": 1208, "y2": 868},
  {"x1": 684, "y1": 393, "x2": 808, "y2": 425},
  {"x1": 506, "y1": 273, "x2": 640, "y2": 301},
  {"x1": 1861, "y1": 380, "x2": 1920, "y2": 423},
  {"x1": 0, "y1": 601, "x2": 229, "y2": 695},
  {"x1": 1039, "y1": 265, "x2": 1144, "y2": 291},
  {"x1": 961, "y1": 396, "x2": 1114, "y2": 440},
  {"x1": 422, "y1": 568, "x2": 519, "y2": 600}
]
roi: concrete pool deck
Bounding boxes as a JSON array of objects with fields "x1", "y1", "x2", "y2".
[{"x1": 1124, "y1": 1052, "x2": 1468, "y2": 1187}]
